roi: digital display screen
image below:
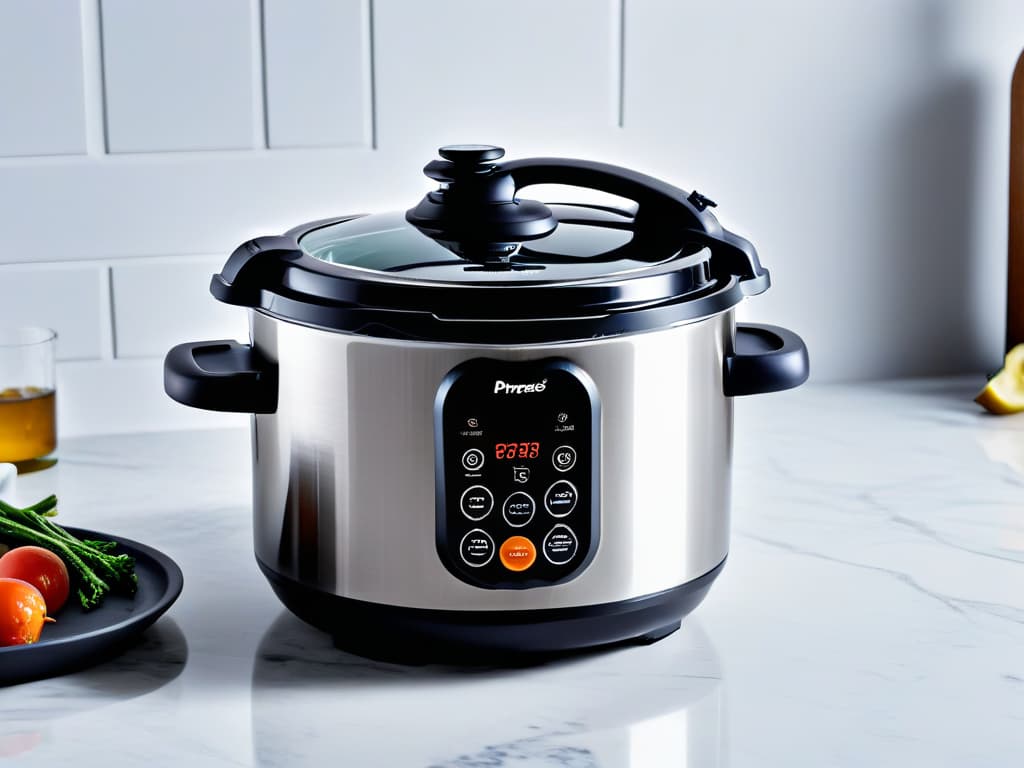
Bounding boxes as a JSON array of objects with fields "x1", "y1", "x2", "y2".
[{"x1": 494, "y1": 441, "x2": 540, "y2": 460}]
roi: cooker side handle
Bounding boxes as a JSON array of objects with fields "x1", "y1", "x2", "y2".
[
  {"x1": 164, "y1": 340, "x2": 278, "y2": 414},
  {"x1": 724, "y1": 324, "x2": 809, "y2": 397}
]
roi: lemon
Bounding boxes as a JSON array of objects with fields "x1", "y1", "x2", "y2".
[{"x1": 976, "y1": 344, "x2": 1024, "y2": 414}]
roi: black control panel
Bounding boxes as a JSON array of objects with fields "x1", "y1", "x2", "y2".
[{"x1": 434, "y1": 358, "x2": 600, "y2": 589}]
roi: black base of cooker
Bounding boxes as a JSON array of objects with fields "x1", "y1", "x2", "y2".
[{"x1": 257, "y1": 557, "x2": 725, "y2": 665}]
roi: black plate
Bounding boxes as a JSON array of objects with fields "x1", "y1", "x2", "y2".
[{"x1": 0, "y1": 527, "x2": 184, "y2": 686}]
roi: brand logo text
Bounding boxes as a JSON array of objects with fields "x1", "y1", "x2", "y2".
[{"x1": 494, "y1": 378, "x2": 547, "y2": 395}]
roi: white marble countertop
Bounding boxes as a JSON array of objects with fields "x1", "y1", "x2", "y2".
[{"x1": 1, "y1": 376, "x2": 1021, "y2": 766}]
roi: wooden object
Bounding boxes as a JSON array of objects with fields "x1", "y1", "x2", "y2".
[{"x1": 1008, "y1": 51, "x2": 1024, "y2": 350}]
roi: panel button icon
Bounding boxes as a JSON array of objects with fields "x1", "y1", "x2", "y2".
[
  {"x1": 460, "y1": 529, "x2": 495, "y2": 567},
  {"x1": 499, "y1": 535, "x2": 537, "y2": 572},
  {"x1": 460, "y1": 485, "x2": 494, "y2": 520},
  {"x1": 552, "y1": 445, "x2": 576, "y2": 472},
  {"x1": 544, "y1": 480, "x2": 578, "y2": 517},
  {"x1": 542, "y1": 525, "x2": 578, "y2": 565},
  {"x1": 461, "y1": 448, "x2": 485, "y2": 471},
  {"x1": 502, "y1": 491, "x2": 536, "y2": 527},
  {"x1": 513, "y1": 466, "x2": 530, "y2": 484}
]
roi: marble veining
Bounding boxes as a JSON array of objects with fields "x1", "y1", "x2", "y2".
[{"x1": 0, "y1": 376, "x2": 1020, "y2": 766}]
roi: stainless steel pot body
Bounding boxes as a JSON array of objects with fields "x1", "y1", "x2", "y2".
[{"x1": 249, "y1": 309, "x2": 734, "y2": 612}]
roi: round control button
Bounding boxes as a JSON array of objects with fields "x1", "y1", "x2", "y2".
[
  {"x1": 544, "y1": 480, "x2": 578, "y2": 517},
  {"x1": 461, "y1": 448, "x2": 485, "y2": 472},
  {"x1": 502, "y1": 491, "x2": 536, "y2": 527},
  {"x1": 499, "y1": 535, "x2": 537, "y2": 572},
  {"x1": 552, "y1": 445, "x2": 577, "y2": 472},
  {"x1": 542, "y1": 524, "x2": 579, "y2": 565},
  {"x1": 460, "y1": 529, "x2": 495, "y2": 568},
  {"x1": 460, "y1": 485, "x2": 494, "y2": 520}
]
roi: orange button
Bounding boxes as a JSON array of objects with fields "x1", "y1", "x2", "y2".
[{"x1": 499, "y1": 536, "x2": 537, "y2": 572}]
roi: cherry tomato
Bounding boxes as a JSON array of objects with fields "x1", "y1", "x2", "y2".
[
  {"x1": 0, "y1": 577, "x2": 53, "y2": 647},
  {"x1": 0, "y1": 546, "x2": 70, "y2": 613}
]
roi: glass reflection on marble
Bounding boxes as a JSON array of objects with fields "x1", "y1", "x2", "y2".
[{"x1": 251, "y1": 612, "x2": 724, "y2": 767}]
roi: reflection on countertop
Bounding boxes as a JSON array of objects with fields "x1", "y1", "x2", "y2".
[
  {"x1": 0, "y1": 618, "x2": 187, "y2": 759},
  {"x1": 0, "y1": 375, "x2": 1021, "y2": 766},
  {"x1": 977, "y1": 411, "x2": 1024, "y2": 477},
  {"x1": 251, "y1": 611, "x2": 722, "y2": 767}
]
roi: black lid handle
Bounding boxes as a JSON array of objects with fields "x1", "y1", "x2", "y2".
[
  {"x1": 504, "y1": 158, "x2": 710, "y2": 230},
  {"x1": 407, "y1": 145, "x2": 769, "y2": 286},
  {"x1": 503, "y1": 156, "x2": 768, "y2": 288}
]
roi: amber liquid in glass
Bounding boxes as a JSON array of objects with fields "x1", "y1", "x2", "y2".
[{"x1": 0, "y1": 387, "x2": 56, "y2": 463}]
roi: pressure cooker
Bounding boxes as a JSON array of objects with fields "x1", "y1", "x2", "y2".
[{"x1": 164, "y1": 145, "x2": 808, "y2": 660}]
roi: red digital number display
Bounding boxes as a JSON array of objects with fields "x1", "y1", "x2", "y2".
[{"x1": 494, "y1": 442, "x2": 540, "y2": 460}]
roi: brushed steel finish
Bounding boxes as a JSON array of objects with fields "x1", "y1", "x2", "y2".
[{"x1": 250, "y1": 310, "x2": 734, "y2": 611}]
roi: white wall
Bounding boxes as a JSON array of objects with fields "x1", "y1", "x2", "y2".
[{"x1": 0, "y1": 0, "x2": 1022, "y2": 436}]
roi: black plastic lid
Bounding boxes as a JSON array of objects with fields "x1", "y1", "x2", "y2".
[{"x1": 210, "y1": 145, "x2": 770, "y2": 344}]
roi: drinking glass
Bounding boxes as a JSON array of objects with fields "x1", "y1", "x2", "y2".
[{"x1": 0, "y1": 327, "x2": 57, "y2": 466}]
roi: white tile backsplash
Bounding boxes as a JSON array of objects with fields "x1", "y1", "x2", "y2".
[
  {"x1": 373, "y1": 0, "x2": 618, "y2": 146},
  {"x1": 623, "y1": 0, "x2": 1014, "y2": 382},
  {"x1": 0, "y1": 149, "x2": 385, "y2": 266},
  {"x1": 101, "y1": 0, "x2": 257, "y2": 152},
  {"x1": 110, "y1": 256, "x2": 250, "y2": 359},
  {"x1": 0, "y1": 1, "x2": 87, "y2": 157},
  {"x1": 0, "y1": 0, "x2": 1021, "y2": 435},
  {"x1": 263, "y1": 0, "x2": 371, "y2": 149},
  {"x1": 0, "y1": 264, "x2": 107, "y2": 361}
]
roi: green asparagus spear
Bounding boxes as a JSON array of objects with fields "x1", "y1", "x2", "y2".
[{"x1": 0, "y1": 496, "x2": 137, "y2": 610}]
